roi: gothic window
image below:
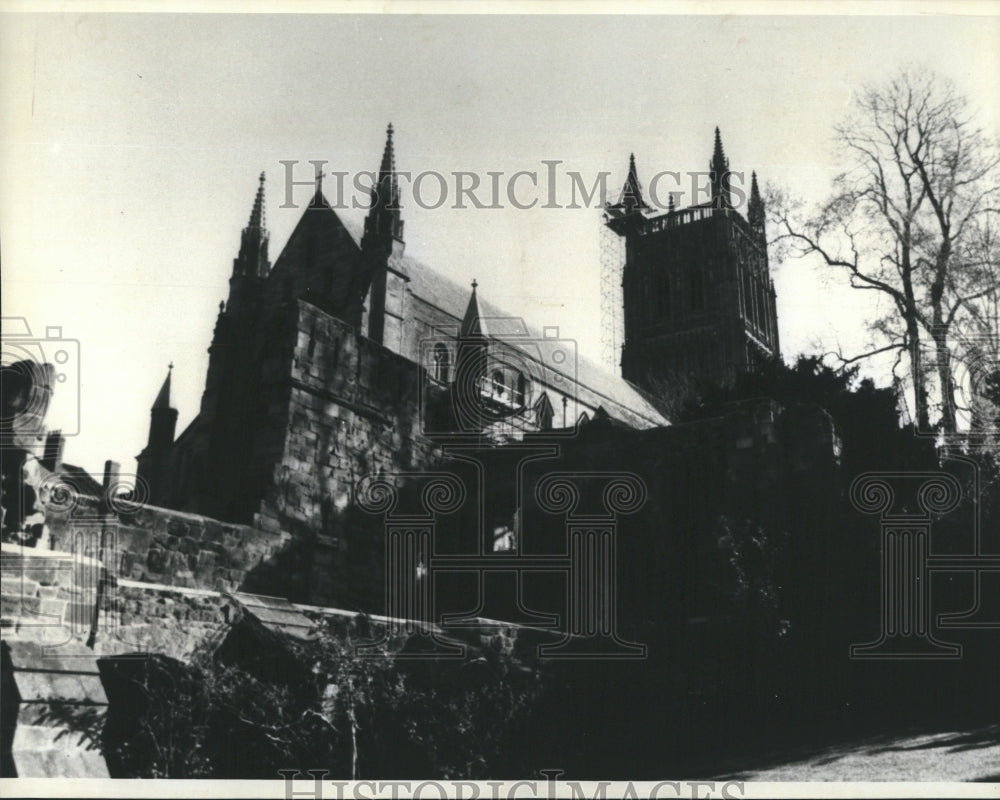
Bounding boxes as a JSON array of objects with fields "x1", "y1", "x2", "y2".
[
  {"x1": 491, "y1": 370, "x2": 506, "y2": 398},
  {"x1": 512, "y1": 371, "x2": 526, "y2": 405},
  {"x1": 433, "y1": 343, "x2": 450, "y2": 382},
  {"x1": 689, "y1": 266, "x2": 704, "y2": 311},
  {"x1": 753, "y1": 277, "x2": 763, "y2": 329},
  {"x1": 535, "y1": 393, "x2": 554, "y2": 430},
  {"x1": 741, "y1": 267, "x2": 752, "y2": 321}
]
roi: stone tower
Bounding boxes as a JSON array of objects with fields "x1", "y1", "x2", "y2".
[{"x1": 611, "y1": 128, "x2": 780, "y2": 398}]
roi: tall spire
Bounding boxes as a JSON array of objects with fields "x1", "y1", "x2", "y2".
[
  {"x1": 709, "y1": 126, "x2": 731, "y2": 209},
  {"x1": 380, "y1": 123, "x2": 397, "y2": 183},
  {"x1": 611, "y1": 153, "x2": 648, "y2": 215},
  {"x1": 152, "y1": 363, "x2": 173, "y2": 410},
  {"x1": 248, "y1": 171, "x2": 266, "y2": 230},
  {"x1": 138, "y1": 363, "x2": 179, "y2": 501},
  {"x1": 232, "y1": 172, "x2": 271, "y2": 279},
  {"x1": 748, "y1": 170, "x2": 765, "y2": 232},
  {"x1": 710, "y1": 127, "x2": 728, "y2": 174},
  {"x1": 363, "y1": 122, "x2": 405, "y2": 248}
]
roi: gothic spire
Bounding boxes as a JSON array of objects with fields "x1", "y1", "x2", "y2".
[
  {"x1": 248, "y1": 171, "x2": 266, "y2": 230},
  {"x1": 152, "y1": 364, "x2": 173, "y2": 410},
  {"x1": 380, "y1": 123, "x2": 397, "y2": 184},
  {"x1": 611, "y1": 153, "x2": 648, "y2": 215},
  {"x1": 460, "y1": 279, "x2": 489, "y2": 338},
  {"x1": 748, "y1": 170, "x2": 765, "y2": 230},
  {"x1": 709, "y1": 127, "x2": 731, "y2": 208},
  {"x1": 363, "y1": 123, "x2": 405, "y2": 247},
  {"x1": 710, "y1": 127, "x2": 728, "y2": 175},
  {"x1": 233, "y1": 172, "x2": 271, "y2": 279}
]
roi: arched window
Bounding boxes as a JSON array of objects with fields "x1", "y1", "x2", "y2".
[
  {"x1": 535, "y1": 393, "x2": 554, "y2": 430},
  {"x1": 491, "y1": 370, "x2": 506, "y2": 397},
  {"x1": 433, "y1": 343, "x2": 450, "y2": 382},
  {"x1": 512, "y1": 372, "x2": 527, "y2": 405}
]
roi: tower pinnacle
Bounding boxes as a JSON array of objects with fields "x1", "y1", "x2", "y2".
[
  {"x1": 748, "y1": 170, "x2": 765, "y2": 234},
  {"x1": 232, "y1": 172, "x2": 271, "y2": 280},
  {"x1": 152, "y1": 365, "x2": 173, "y2": 410},
  {"x1": 709, "y1": 127, "x2": 731, "y2": 209},
  {"x1": 611, "y1": 153, "x2": 648, "y2": 215},
  {"x1": 363, "y1": 122, "x2": 405, "y2": 247},
  {"x1": 248, "y1": 172, "x2": 266, "y2": 230}
]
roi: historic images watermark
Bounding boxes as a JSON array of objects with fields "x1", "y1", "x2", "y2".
[
  {"x1": 1, "y1": 317, "x2": 81, "y2": 440},
  {"x1": 916, "y1": 328, "x2": 1000, "y2": 446},
  {"x1": 279, "y1": 771, "x2": 746, "y2": 800},
  {"x1": 4, "y1": 468, "x2": 152, "y2": 657},
  {"x1": 277, "y1": 160, "x2": 752, "y2": 213},
  {"x1": 848, "y1": 463, "x2": 1000, "y2": 660}
]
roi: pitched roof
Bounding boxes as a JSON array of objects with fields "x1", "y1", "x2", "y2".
[
  {"x1": 290, "y1": 203, "x2": 669, "y2": 429},
  {"x1": 401, "y1": 257, "x2": 669, "y2": 428}
]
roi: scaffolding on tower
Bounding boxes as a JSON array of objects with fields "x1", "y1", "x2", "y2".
[{"x1": 600, "y1": 205, "x2": 629, "y2": 371}]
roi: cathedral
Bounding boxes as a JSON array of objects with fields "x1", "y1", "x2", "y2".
[{"x1": 136, "y1": 125, "x2": 779, "y2": 534}]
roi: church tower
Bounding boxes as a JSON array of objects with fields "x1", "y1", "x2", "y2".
[
  {"x1": 199, "y1": 173, "x2": 271, "y2": 424},
  {"x1": 613, "y1": 128, "x2": 780, "y2": 400},
  {"x1": 195, "y1": 173, "x2": 272, "y2": 520},
  {"x1": 360, "y1": 124, "x2": 408, "y2": 348},
  {"x1": 136, "y1": 365, "x2": 178, "y2": 505}
]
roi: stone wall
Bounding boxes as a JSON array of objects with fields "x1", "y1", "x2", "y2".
[
  {"x1": 3, "y1": 543, "x2": 240, "y2": 663},
  {"x1": 42, "y1": 495, "x2": 290, "y2": 595},
  {"x1": 247, "y1": 300, "x2": 443, "y2": 607},
  {"x1": 262, "y1": 299, "x2": 441, "y2": 528}
]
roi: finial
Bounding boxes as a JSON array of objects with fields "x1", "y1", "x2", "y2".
[
  {"x1": 248, "y1": 170, "x2": 267, "y2": 229},
  {"x1": 711, "y1": 127, "x2": 728, "y2": 168},
  {"x1": 379, "y1": 123, "x2": 397, "y2": 177},
  {"x1": 315, "y1": 162, "x2": 323, "y2": 194},
  {"x1": 219, "y1": 300, "x2": 225, "y2": 313},
  {"x1": 168, "y1": 361, "x2": 173, "y2": 371},
  {"x1": 471, "y1": 279, "x2": 478, "y2": 291}
]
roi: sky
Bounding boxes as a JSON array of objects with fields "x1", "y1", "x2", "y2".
[{"x1": 2, "y1": 7, "x2": 999, "y2": 478}]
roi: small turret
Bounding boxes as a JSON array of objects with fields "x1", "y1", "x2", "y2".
[
  {"x1": 748, "y1": 171, "x2": 766, "y2": 240},
  {"x1": 136, "y1": 364, "x2": 179, "y2": 504},
  {"x1": 610, "y1": 153, "x2": 649, "y2": 216},
  {"x1": 709, "y1": 127, "x2": 731, "y2": 209}
]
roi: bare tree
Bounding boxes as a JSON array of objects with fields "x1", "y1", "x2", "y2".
[{"x1": 770, "y1": 68, "x2": 1000, "y2": 432}]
